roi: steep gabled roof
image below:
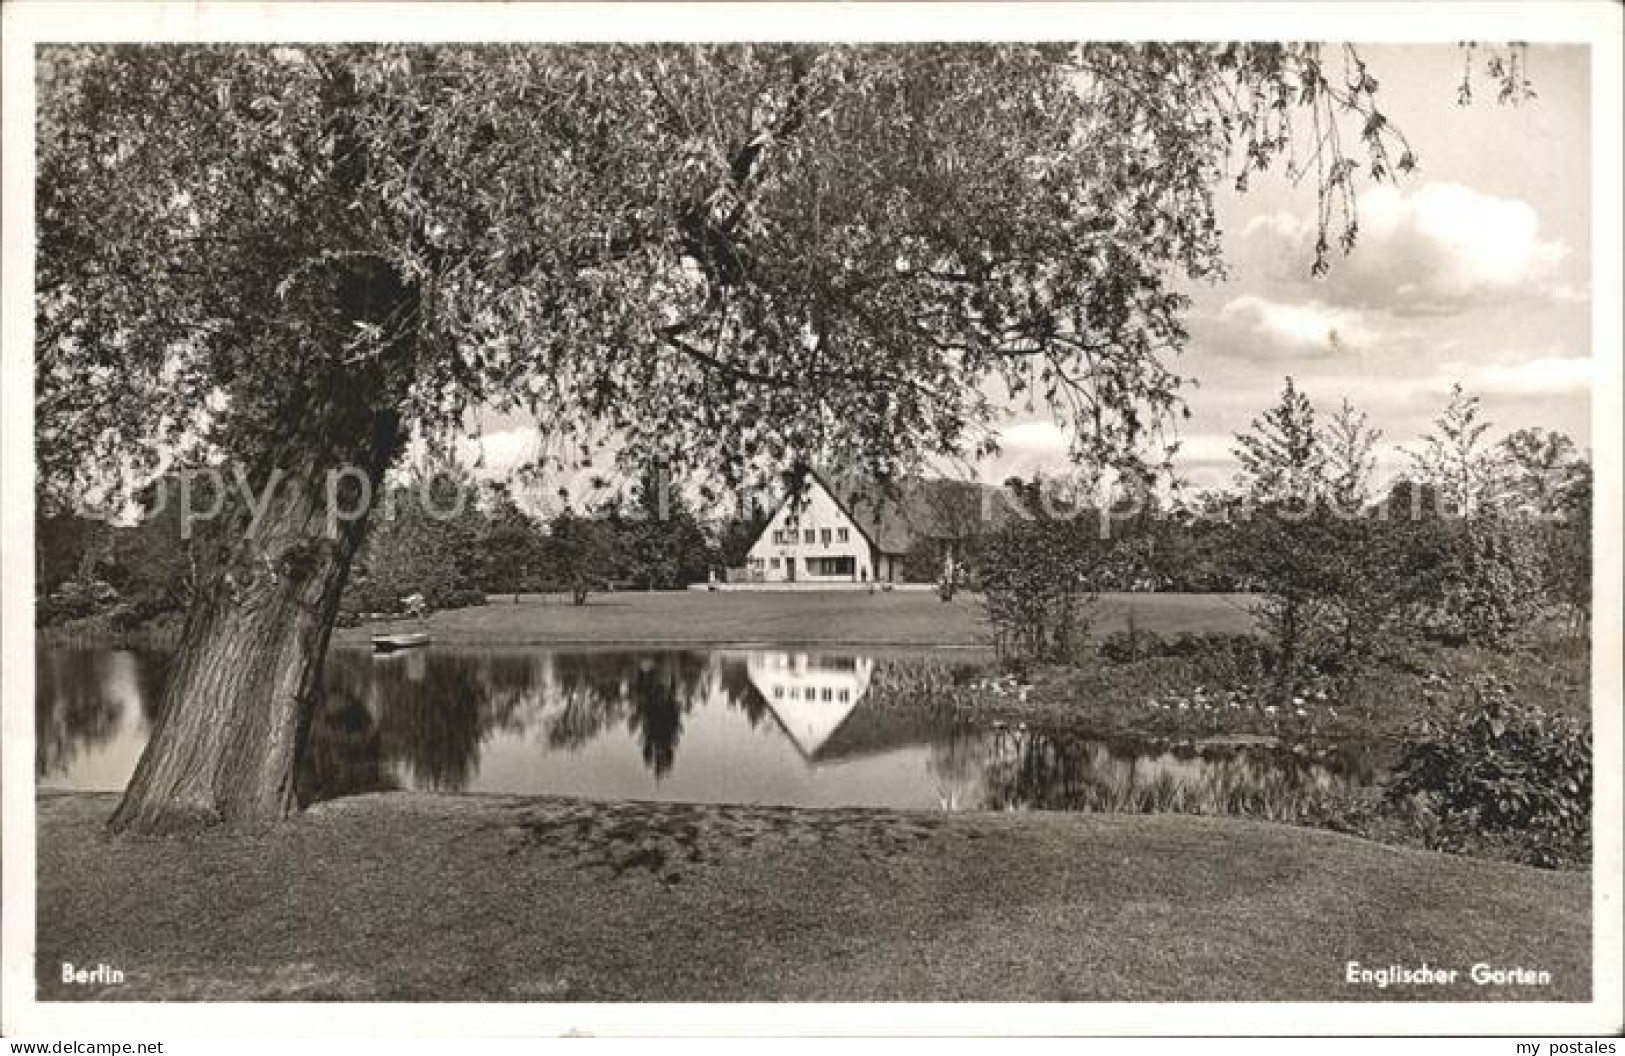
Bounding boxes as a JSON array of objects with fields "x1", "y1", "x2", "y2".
[
  {"x1": 753, "y1": 469, "x2": 1017, "y2": 558},
  {"x1": 818, "y1": 472, "x2": 1014, "y2": 555}
]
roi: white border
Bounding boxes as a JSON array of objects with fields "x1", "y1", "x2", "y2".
[{"x1": 2, "y1": 1, "x2": 1620, "y2": 1038}]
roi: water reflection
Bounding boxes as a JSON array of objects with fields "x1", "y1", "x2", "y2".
[
  {"x1": 36, "y1": 646, "x2": 1368, "y2": 815},
  {"x1": 296, "y1": 675, "x2": 398, "y2": 803},
  {"x1": 547, "y1": 650, "x2": 712, "y2": 777},
  {"x1": 743, "y1": 651, "x2": 873, "y2": 757},
  {"x1": 963, "y1": 728, "x2": 1369, "y2": 821},
  {"x1": 36, "y1": 650, "x2": 126, "y2": 778}
]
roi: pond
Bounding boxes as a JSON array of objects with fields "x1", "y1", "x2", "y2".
[{"x1": 36, "y1": 646, "x2": 1370, "y2": 817}]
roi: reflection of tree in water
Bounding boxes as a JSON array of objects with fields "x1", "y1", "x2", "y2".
[
  {"x1": 712, "y1": 656, "x2": 769, "y2": 727},
  {"x1": 625, "y1": 653, "x2": 708, "y2": 776},
  {"x1": 976, "y1": 729, "x2": 1355, "y2": 820},
  {"x1": 132, "y1": 650, "x2": 172, "y2": 723},
  {"x1": 296, "y1": 676, "x2": 398, "y2": 806},
  {"x1": 925, "y1": 726, "x2": 991, "y2": 811},
  {"x1": 546, "y1": 652, "x2": 633, "y2": 750},
  {"x1": 37, "y1": 644, "x2": 729, "y2": 796},
  {"x1": 546, "y1": 651, "x2": 710, "y2": 778},
  {"x1": 320, "y1": 650, "x2": 545, "y2": 793},
  {"x1": 978, "y1": 730, "x2": 1095, "y2": 811},
  {"x1": 35, "y1": 649, "x2": 124, "y2": 777}
]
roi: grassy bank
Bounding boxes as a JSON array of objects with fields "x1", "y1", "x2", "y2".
[
  {"x1": 333, "y1": 590, "x2": 1257, "y2": 648},
  {"x1": 37, "y1": 791, "x2": 1588, "y2": 1002}
]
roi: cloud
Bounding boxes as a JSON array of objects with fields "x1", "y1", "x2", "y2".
[
  {"x1": 1459, "y1": 355, "x2": 1593, "y2": 398},
  {"x1": 1216, "y1": 295, "x2": 1380, "y2": 357},
  {"x1": 1243, "y1": 181, "x2": 1573, "y2": 316}
]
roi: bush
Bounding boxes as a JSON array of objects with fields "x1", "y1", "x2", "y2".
[
  {"x1": 1236, "y1": 513, "x2": 1451, "y2": 695},
  {"x1": 980, "y1": 518, "x2": 1109, "y2": 668},
  {"x1": 437, "y1": 587, "x2": 487, "y2": 610},
  {"x1": 37, "y1": 578, "x2": 120, "y2": 626},
  {"x1": 1418, "y1": 517, "x2": 1548, "y2": 647},
  {"x1": 341, "y1": 577, "x2": 406, "y2": 616},
  {"x1": 1386, "y1": 676, "x2": 1591, "y2": 868},
  {"x1": 1098, "y1": 630, "x2": 1266, "y2": 665}
]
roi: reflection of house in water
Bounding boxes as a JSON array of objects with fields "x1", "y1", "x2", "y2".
[
  {"x1": 742, "y1": 651, "x2": 872, "y2": 758},
  {"x1": 738, "y1": 651, "x2": 947, "y2": 765}
]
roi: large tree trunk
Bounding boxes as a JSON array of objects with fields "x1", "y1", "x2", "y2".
[
  {"x1": 108, "y1": 441, "x2": 395, "y2": 833},
  {"x1": 109, "y1": 257, "x2": 412, "y2": 833},
  {"x1": 105, "y1": 60, "x2": 425, "y2": 833}
]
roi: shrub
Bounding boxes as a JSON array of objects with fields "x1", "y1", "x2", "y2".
[
  {"x1": 1236, "y1": 513, "x2": 1451, "y2": 696},
  {"x1": 342, "y1": 577, "x2": 408, "y2": 617},
  {"x1": 980, "y1": 517, "x2": 1109, "y2": 668},
  {"x1": 437, "y1": 587, "x2": 488, "y2": 610},
  {"x1": 1418, "y1": 517, "x2": 1548, "y2": 647},
  {"x1": 1098, "y1": 630, "x2": 1267, "y2": 668},
  {"x1": 1386, "y1": 676, "x2": 1590, "y2": 868}
]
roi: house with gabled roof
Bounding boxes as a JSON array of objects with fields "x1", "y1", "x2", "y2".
[{"x1": 741, "y1": 470, "x2": 1009, "y2": 585}]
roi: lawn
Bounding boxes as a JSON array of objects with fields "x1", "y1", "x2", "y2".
[
  {"x1": 36, "y1": 791, "x2": 1588, "y2": 1002},
  {"x1": 336, "y1": 590, "x2": 1258, "y2": 648}
]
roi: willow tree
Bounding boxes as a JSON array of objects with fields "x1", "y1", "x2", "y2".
[{"x1": 36, "y1": 43, "x2": 1505, "y2": 832}]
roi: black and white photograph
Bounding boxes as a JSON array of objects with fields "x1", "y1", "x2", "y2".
[{"x1": 2, "y1": 1, "x2": 1620, "y2": 1042}]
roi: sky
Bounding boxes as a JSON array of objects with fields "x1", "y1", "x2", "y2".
[
  {"x1": 462, "y1": 44, "x2": 1594, "y2": 508},
  {"x1": 991, "y1": 43, "x2": 1593, "y2": 492}
]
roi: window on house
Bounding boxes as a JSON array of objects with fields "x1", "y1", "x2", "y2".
[
  {"x1": 773, "y1": 686, "x2": 783, "y2": 699},
  {"x1": 837, "y1": 527, "x2": 849, "y2": 542},
  {"x1": 804, "y1": 529, "x2": 815, "y2": 544},
  {"x1": 820, "y1": 528, "x2": 832, "y2": 545},
  {"x1": 821, "y1": 687, "x2": 832, "y2": 702},
  {"x1": 769, "y1": 557, "x2": 780, "y2": 569},
  {"x1": 838, "y1": 689, "x2": 850, "y2": 703}
]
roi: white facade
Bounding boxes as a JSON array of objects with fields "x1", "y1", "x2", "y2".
[{"x1": 743, "y1": 476, "x2": 901, "y2": 583}]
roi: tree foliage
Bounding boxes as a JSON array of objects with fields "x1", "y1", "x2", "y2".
[
  {"x1": 1405, "y1": 383, "x2": 1500, "y2": 517},
  {"x1": 1321, "y1": 398, "x2": 1382, "y2": 512},
  {"x1": 1232, "y1": 382, "x2": 1450, "y2": 690},
  {"x1": 1497, "y1": 428, "x2": 1585, "y2": 519},
  {"x1": 1405, "y1": 389, "x2": 1549, "y2": 646},
  {"x1": 1234, "y1": 376, "x2": 1323, "y2": 509},
  {"x1": 604, "y1": 462, "x2": 713, "y2": 590},
  {"x1": 981, "y1": 507, "x2": 1115, "y2": 668},
  {"x1": 548, "y1": 508, "x2": 617, "y2": 606},
  {"x1": 40, "y1": 43, "x2": 1443, "y2": 511}
]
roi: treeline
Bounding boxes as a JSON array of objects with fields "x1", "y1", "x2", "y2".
[
  {"x1": 340, "y1": 469, "x2": 747, "y2": 617},
  {"x1": 36, "y1": 464, "x2": 770, "y2": 629},
  {"x1": 979, "y1": 381, "x2": 1593, "y2": 682}
]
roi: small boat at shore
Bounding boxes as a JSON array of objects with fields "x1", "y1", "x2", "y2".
[{"x1": 372, "y1": 631, "x2": 431, "y2": 654}]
